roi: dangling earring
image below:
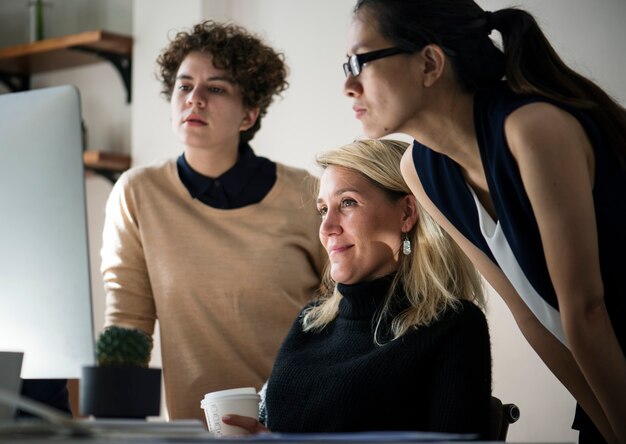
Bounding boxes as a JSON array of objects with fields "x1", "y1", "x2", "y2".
[{"x1": 402, "y1": 232, "x2": 412, "y2": 256}]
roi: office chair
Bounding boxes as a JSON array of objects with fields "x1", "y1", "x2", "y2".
[{"x1": 489, "y1": 396, "x2": 520, "y2": 441}]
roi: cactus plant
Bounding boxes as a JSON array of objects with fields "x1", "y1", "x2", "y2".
[
  {"x1": 81, "y1": 326, "x2": 160, "y2": 418},
  {"x1": 95, "y1": 326, "x2": 153, "y2": 368}
]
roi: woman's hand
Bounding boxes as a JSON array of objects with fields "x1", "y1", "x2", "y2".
[{"x1": 221, "y1": 414, "x2": 270, "y2": 435}]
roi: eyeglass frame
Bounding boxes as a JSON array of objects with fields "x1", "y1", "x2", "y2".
[{"x1": 343, "y1": 47, "x2": 411, "y2": 78}]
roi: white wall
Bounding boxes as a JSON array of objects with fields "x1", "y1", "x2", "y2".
[
  {"x1": 0, "y1": 0, "x2": 132, "y2": 47},
  {"x1": 11, "y1": 0, "x2": 624, "y2": 440},
  {"x1": 215, "y1": 0, "x2": 363, "y2": 171},
  {"x1": 131, "y1": 0, "x2": 361, "y2": 170},
  {"x1": 131, "y1": 0, "x2": 205, "y2": 167}
]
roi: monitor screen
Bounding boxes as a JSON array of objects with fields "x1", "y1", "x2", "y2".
[{"x1": 0, "y1": 85, "x2": 95, "y2": 379}]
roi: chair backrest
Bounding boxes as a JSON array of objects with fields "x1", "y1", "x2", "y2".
[{"x1": 489, "y1": 396, "x2": 521, "y2": 441}]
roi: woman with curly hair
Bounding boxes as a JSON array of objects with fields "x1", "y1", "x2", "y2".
[{"x1": 100, "y1": 21, "x2": 325, "y2": 422}]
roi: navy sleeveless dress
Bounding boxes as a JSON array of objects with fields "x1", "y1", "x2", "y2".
[{"x1": 412, "y1": 81, "x2": 625, "y2": 436}]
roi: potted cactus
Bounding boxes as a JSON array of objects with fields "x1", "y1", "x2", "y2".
[{"x1": 79, "y1": 326, "x2": 161, "y2": 418}]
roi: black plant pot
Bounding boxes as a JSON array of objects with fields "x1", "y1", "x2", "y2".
[{"x1": 80, "y1": 366, "x2": 161, "y2": 418}]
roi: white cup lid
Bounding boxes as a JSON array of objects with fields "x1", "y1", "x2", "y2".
[{"x1": 201, "y1": 387, "x2": 258, "y2": 404}]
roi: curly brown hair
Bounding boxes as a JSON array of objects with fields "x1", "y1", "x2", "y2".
[{"x1": 156, "y1": 20, "x2": 289, "y2": 144}]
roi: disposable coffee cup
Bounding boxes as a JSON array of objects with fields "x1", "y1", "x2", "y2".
[{"x1": 200, "y1": 387, "x2": 260, "y2": 437}]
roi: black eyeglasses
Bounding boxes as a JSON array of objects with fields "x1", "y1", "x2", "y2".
[{"x1": 343, "y1": 47, "x2": 410, "y2": 78}]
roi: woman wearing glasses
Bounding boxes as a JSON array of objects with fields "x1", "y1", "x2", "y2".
[
  {"x1": 221, "y1": 139, "x2": 491, "y2": 437},
  {"x1": 343, "y1": 1, "x2": 626, "y2": 443}
]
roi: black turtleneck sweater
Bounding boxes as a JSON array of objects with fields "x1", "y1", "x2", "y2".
[{"x1": 265, "y1": 276, "x2": 491, "y2": 438}]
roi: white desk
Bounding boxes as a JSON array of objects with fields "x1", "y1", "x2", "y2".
[{"x1": 0, "y1": 421, "x2": 576, "y2": 444}]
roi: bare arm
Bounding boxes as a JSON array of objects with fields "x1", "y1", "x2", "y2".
[
  {"x1": 401, "y1": 148, "x2": 620, "y2": 443},
  {"x1": 505, "y1": 103, "x2": 626, "y2": 443}
]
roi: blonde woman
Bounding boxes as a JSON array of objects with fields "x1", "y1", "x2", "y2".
[{"x1": 223, "y1": 139, "x2": 491, "y2": 437}]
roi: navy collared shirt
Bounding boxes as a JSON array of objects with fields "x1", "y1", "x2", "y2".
[{"x1": 176, "y1": 143, "x2": 277, "y2": 209}]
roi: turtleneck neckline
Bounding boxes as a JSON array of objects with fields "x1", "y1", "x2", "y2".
[{"x1": 337, "y1": 274, "x2": 395, "y2": 320}]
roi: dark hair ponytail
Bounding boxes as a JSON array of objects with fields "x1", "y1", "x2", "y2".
[
  {"x1": 355, "y1": 0, "x2": 626, "y2": 163},
  {"x1": 489, "y1": 8, "x2": 626, "y2": 163}
]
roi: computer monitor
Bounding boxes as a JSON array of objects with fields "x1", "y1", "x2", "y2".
[{"x1": 0, "y1": 85, "x2": 95, "y2": 379}]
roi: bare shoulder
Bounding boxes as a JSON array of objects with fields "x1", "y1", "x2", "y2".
[
  {"x1": 505, "y1": 102, "x2": 579, "y2": 136},
  {"x1": 400, "y1": 145, "x2": 424, "y2": 194},
  {"x1": 504, "y1": 102, "x2": 591, "y2": 161}
]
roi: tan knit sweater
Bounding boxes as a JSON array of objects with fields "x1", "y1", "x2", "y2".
[{"x1": 101, "y1": 159, "x2": 325, "y2": 422}]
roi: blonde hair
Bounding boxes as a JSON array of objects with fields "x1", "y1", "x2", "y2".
[{"x1": 303, "y1": 139, "x2": 484, "y2": 342}]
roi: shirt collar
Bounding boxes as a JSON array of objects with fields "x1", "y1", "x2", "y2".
[{"x1": 177, "y1": 142, "x2": 259, "y2": 200}]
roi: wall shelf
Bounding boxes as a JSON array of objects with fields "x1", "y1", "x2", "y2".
[
  {"x1": 0, "y1": 30, "x2": 133, "y2": 102},
  {"x1": 84, "y1": 150, "x2": 131, "y2": 171},
  {"x1": 84, "y1": 150, "x2": 131, "y2": 183}
]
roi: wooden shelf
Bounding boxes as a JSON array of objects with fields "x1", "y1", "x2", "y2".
[
  {"x1": 0, "y1": 30, "x2": 133, "y2": 101},
  {"x1": 83, "y1": 150, "x2": 131, "y2": 172},
  {"x1": 0, "y1": 30, "x2": 132, "y2": 74}
]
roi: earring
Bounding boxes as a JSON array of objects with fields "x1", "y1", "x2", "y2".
[{"x1": 402, "y1": 232, "x2": 412, "y2": 256}]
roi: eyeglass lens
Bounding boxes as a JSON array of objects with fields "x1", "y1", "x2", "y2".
[{"x1": 343, "y1": 47, "x2": 409, "y2": 78}]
